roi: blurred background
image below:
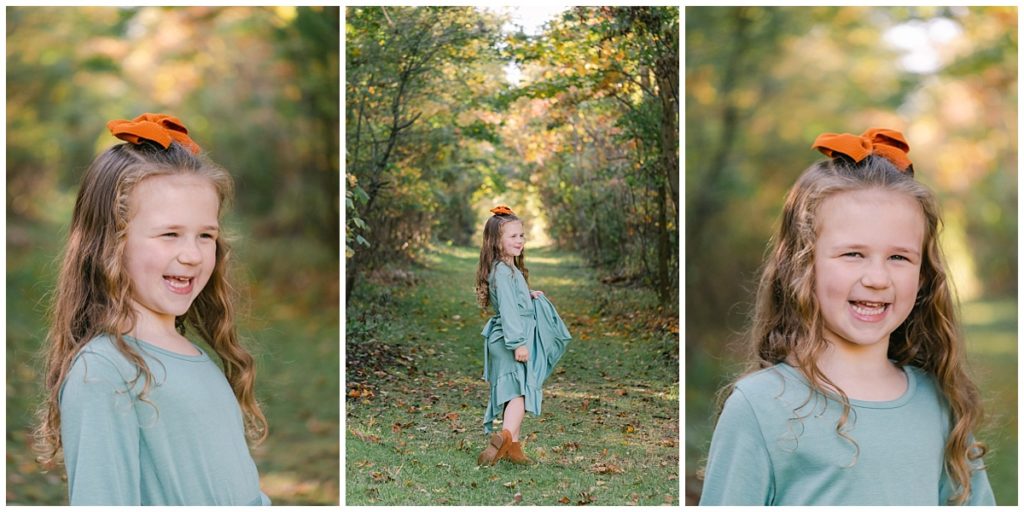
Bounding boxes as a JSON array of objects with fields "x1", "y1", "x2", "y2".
[
  {"x1": 7, "y1": 6, "x2": 339, "y2": 504},
  {"x1": 685, "y1": 6, "x2": 1016, "y2": 505}
]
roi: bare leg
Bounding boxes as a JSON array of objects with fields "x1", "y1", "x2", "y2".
[{"x1": 502, "y1": 396, "x2": 526, "y2": 441}]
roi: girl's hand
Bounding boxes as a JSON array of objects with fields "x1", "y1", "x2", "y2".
[
  {"x1": 530, "y1": 290, "x2": 544, "y2": 299},
  {"x1": 514, "y1": 345, "x2": 529, "y2": 362}
]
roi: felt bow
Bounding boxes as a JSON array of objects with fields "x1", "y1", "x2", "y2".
[
  {"x1": 107, "y1": 113, "x2": 201, "y2": 155},
  {"x1": 812, "y1": 128, "x2": 912, "y2": 173},
  {"x1": 490, "y1": 205, "x2": 515, "y2": 216}
]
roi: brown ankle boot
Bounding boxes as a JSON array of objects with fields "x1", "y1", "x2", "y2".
[
  {"x1": 477, "y1": 429, "x2": 513, "y2": 466},
  {"x1": 504, "y1": 441, "x2": 533, "y2": 465}
]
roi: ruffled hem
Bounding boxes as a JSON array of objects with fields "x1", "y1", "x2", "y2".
[{"x1": 482, "y1": 370, "x2": 542, "y2": 433}]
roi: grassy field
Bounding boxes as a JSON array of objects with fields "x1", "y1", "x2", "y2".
[
  {"x1": 6, "y1": 217, "x2": 339, "y2": 505},
  {"x1": 685, "y1": 298, "x2": 1018, "y2": 505},
  {"x1": 345, "y1": 245, "x2": 680, "y2": 506}
]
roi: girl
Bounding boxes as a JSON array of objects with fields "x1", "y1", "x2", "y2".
[
  {"x1": 700, "y1": 129, "x2": 994, "y2": 505},
  {"x1": 33, "y1": 113, "x2": 270, "y2": 505},
  {"x1": 475, "y1": 205, "x2": 571, "y2": 466}
]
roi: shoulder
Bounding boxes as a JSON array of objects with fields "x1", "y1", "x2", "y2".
[
  {"x1": 732, "y1": 365, "x2": 797, "y2": 401},
  {"x1": 493, "y1": 261, "x2": 515, "y2": 277},
  {"x1": 725, "y1": 364, "x2": 814, "y2": 422},
  {"x1": 67, "y1": 335, "x2": 141, "y2": 384}
]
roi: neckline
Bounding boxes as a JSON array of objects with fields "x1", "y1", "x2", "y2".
[
  {"x1": 777, "y1": 362, "x2": 917, "y2": 409},
  {"x1": 124, "y1": 334, "x2": 209, "y2": 362}
]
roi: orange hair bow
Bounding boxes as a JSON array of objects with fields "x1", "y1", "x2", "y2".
[
  {"x1": 107, "y1": 113, "x2": 201, "y2": 155},
  {"x1": 812, "y1": 128, "x2": 912, "y2": 173},
  {"x1": 490, "y1": 205, "x2": 515, "y2": 216}
]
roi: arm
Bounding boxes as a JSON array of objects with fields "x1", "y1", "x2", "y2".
[
  {"x1": 493, "y1": 263, "x2": 528, "y2": 351},
  {"x1": 60, "y1": 351, "x2": 142, "y2": 505},
  {"x1": 699, "y1": 388, "x2": 774, "y2": 505}
]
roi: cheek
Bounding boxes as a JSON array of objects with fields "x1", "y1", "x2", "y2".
[
  {"x1": 201, "y1": 245, "x2": 218, "y2": 273},
  {"x1": 813, "y1": 260, "x2": 849, "y2": 304},
  {"x1": 896, "y1": 268, "x2": 922, "y2": 300}
]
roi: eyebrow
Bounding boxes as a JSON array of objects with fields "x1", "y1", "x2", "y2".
[
  {"x1": 156, "y1": 224, "x2": 220, "y2": 231},
  {"x1": 834, "y1": 243, "x2": 920, "y2": 256}
]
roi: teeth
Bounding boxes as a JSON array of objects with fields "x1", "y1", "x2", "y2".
[
  {"x1": 166, "y1": 276, "x2": 191, "y2": 289},
  {"x1": 851, "y1": 301, "x2": 886, "y2": 316}
]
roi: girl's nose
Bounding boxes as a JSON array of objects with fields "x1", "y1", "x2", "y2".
[
  {"x1": 859, "y1": 259, "x2": 890, "y2": 288},
  {"x1": 177, "y1": 239, "x2": 203, "y2": 265}
]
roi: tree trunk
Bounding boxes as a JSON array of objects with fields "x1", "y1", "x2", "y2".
[{"x1": 657, "y1": 176, "x2": 670, "y2": 302}]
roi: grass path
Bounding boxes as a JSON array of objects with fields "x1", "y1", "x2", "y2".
[{"x1": 345, "y1": 245, "x2": 679, "y2": 505}]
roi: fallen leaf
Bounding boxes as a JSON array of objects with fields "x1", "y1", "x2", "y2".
[
  {"x1": 349, "y1": 428, "x2": 381, "y2": 444},
  {"x1": 558, "y1": 496, "x2": 570, "y2": 504},
  {"x1": 592, "y1": 462, "x2": 624, "y2": 474}
]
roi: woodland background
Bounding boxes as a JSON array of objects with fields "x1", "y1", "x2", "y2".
[
  {"x1": 6, "y1": 7, "x2": 340, "y2": 505},
  {"x1": 685, "y1": 6, "x2": 1017, "y2": 505},
  {"x1": 345, "y1": 6, "x2": 681, "y2": 505}
]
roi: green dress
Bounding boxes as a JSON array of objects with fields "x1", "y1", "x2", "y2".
[{"x1": 480, "y1": 261, "x2": 571, "y2": 433}]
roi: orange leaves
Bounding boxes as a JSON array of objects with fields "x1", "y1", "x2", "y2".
[
  {"x1": 348, "y1": 385, "x2": 376, "y2": 400},
  {"x1": 591, "y1": 462, "x2": 624, "y2": 474}
]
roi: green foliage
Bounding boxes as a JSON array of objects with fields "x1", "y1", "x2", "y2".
[
  {"x1": 345, "y1": 6, "x2": 506, "y2": 271},
  {"x1": 7, "y1": 6, "x2": 340, "y2": 250},
  {"x1": 503, "y1": 7, "x2": 680, "y2": 299},
  {"x1": 346, "y1": 6, "x2": 679, "y2": 302}
]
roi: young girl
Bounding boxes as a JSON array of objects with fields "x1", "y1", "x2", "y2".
[
  {"x1": 700, "y1": 129, "x2": 994, "y2": 505},
  {"x1": 475, "y1": 205, "x2": 571, "y2": 466},
  {"x1": 33, "y1": 113, "x2": 270, "y2": 505}
]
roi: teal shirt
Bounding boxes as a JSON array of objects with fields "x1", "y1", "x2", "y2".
[
  {"x1": 700, "y1": 363, "x2": 994, "y2": 505},
  {"x1": 60, "y1": 335, "x2": 269, "y2": 506}
]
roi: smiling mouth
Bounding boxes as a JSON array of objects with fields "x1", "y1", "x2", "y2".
[
  {"x1": 164, "y1": 275, "x2": 194, "y2": 294},
  {"x1": 849, "y1": 300, "x2": 889, "y2": 317}
]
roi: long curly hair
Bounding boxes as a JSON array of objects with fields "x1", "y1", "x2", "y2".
[
  {"x1": 34, "y1": 140, "x2": 268, "y2": 468},
  {"x1": 475, "y1": 213, "x2": 528, "y2": 309},
  {"x1": 719, "y1": 154, "x2": 985, "y2": 504}
]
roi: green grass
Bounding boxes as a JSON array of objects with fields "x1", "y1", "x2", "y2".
[
  {"x1": 685, "y1": 298, "x2": 1018, "y2": 505},
  {"x1": 6, "y1": 217, "x2": 339, "y2": 505},
  {"x1": 345, "y1": 245, "x2": 679, "y2": 505}
]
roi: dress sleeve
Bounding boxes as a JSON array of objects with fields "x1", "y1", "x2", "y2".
[
  {"x1": 493, "y1": 263, "x2": 527, "y2": 350},
  {"x1": 699, "y1": 388, "x2": 774, "y2": 505},
  {"x1": 60, "y1": 351, "x2": 142, "y2": 505}
]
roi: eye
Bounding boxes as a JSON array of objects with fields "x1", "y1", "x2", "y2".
[
  {"x1": 200, "y1": 232, "x2": 218, "y2": 240},
  {"x1": 841, "y1": 251, "x2": 863, "y2": 258},
  {"x1": 161, "y1": 232, "x2": 179, "y2": 238},
  {"x1": 890, "y1": 254, "x2": 910, "y2": 262}
]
